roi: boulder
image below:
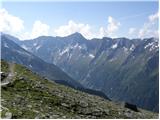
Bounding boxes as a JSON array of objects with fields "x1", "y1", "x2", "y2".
[
  {"x1": 124, "y1": 102, "x2": 139, "y2": 112},
  {"x1": 1, "y1": 72, "x2": 8, "y2": 81},
  {"x1": 5, "y1": 112, "x2": 12, "y2": 119}
]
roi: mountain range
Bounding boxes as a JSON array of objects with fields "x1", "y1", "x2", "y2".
[
  {"x1": 1, "y1": 33, "x2": 109, "y2": 100},
  {"x1": 1, "y1": 32, "x2": 159, "y2": 112}
]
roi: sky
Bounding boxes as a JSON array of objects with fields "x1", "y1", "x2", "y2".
[{"x1": 0, "y1": 0, "x2": 159, "y2": 40}]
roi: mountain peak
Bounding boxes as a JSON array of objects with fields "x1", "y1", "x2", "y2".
[
  {"x1": 67, "y1": 32, "x2": 84, "y2": 39},
  {"x1": 72, "y1": 32, "x2": 83, "y2": 36},
  {"x1": 64, "y1": 32, "x2": 87, "y2": 43}
]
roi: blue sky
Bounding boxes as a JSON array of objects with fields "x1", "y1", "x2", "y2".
[{"x1": 1, "y1": 1, "x2": 159, "y2": 40}]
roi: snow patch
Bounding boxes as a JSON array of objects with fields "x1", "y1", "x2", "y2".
[
  {"x1": 149, "y1": 44, "x2": 158, "y2": 51},
  {"x1": 29, "y1": 64, "x2": 32, "y2": 68},
  {"x1": 123, "y1": 47, "x2": 128, "y2": 52},
  {"x1": 16, "y1": 50, "x2": 31, "y2": 57},
  {"x1": 130, "y1": 44, "x2": 135, "y2": 51},
  {"x1": 78, "y1": 45, "x2": 82, "y2": 49},
  {"x1": 4, "y1": 43, "x2": 9, "y2": 48},
  {"x1": 73, "y1": 43, "x2": 82, "y2": 49},
  {"x1": 86, "y1": 73, "x2": 90, "y2": 78},
  {"x1": 36, "y1": 45, "x2": 41, "y2": 50},
  {"x1": 111, "y1": 43, "x2": 118, "y2": 49},
  {"x1": 68, "y1": 53, "x2": 73, "y2": 60},
  {"x1": 73, "y1": 43, "x2": 79, "y2": 48},
  {"x1": 89, "y1": 54, "x2": 95, "y2": 58},
  {"x1": 144, "y1": 42, "x2": 153, "y2": 49},
  {"x1": 21, "y1": 45, "x2": 28, "y2": 50},
  {"x1": 109, "y1": 58, "x2": 116, "y2": 62},
  {"x1": 60, "y1": 47, "x2": 69, "y2": 56},
  {"x1": 144, "y1": 42, "x2": 158, "y2": 51},
  {"x1": 33, "y1": 43, "x2": 37, "y2": 46}
]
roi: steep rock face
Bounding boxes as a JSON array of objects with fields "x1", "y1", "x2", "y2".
[
  {"x1": 1, "y1": 35, "x2": 82, "y2": 88},
  {"x1": 1, "y1": 60, "x2": 158, "y2": 119},
  {"x1": 1, "y1": 34, "x2": 110, "y2": 100},
  {"x1": 18, "y1": 33, "x2": 94, "y2": 81},
  {"x1": 2, "y1": 33, "x2": 159, "y2": 112}
]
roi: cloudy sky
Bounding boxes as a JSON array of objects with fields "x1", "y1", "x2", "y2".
[{"x1": 0, "y1": 1, "x2": 159, "y2": 40}]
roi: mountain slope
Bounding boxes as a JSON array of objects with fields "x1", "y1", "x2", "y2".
[
  {"x1": 1, "y1": 60, "x2": 158, "y2": 119},
  {"x1": 81, "y1": 37, "x2": 159, "y2": 112},
  {"x1": 1, "y1": 35, "x2": 82, "y2": 88},
  {"x1": 1, "y1": 34, "x2": 110, "y2": 100},
  {"x1": 13, "y1": 33, "x2": 159, "y2": 112}
]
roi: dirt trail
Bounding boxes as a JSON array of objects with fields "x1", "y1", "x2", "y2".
[{"x1": 1, "y1": 63, "x2": 15, "y2": 86}]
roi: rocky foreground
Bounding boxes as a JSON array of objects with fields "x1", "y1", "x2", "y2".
[{"x1": 1, "y1": 60, "x2": 158, "y2": 119}]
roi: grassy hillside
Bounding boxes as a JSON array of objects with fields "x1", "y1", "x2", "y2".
[{"x1": 1, "y1": 60, "x2": 158, "y2": 119}]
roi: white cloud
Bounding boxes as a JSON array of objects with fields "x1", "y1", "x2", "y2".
[
  {"x1": 107, "y1": 16, "x2": 121, "y2": 34},
  {"x1": 98, "y1": 27, "x2": 106, "y2": 38},
  {"x1": 18, "y1": 32, "x2": 31, "y2": 40},
  {"x1": 0, "y1": 8, "x2": 24, "y2": 33},
  {"x1": 0, "y1": 8, "x2": 120, "y2": 40},
  {"x1": 0, "y1": 8, "x2": 50, "y2": 40},
  {"x1": 138, "y1": 25, "x2": 158, "y2": 38},
  {"x1": 1, "y1": 8, "x2": 158, "y2": 40},
  {"x1": 17, "y1": 20, "x2": 50, "y2": 40},
  {"x1": 149, "y1": 12, "x2": 158, "y2": 22},
  {"x1": 98, "y1": 16, "x2": 121, "y2": 38},
  {"x1": 128, "y1": 28, "x2": 136, "y2": 35},
  {"x1": 54, "y1": 17, "x2": 121, "y2": 39},
  {"x1": 127, "y1": 12, "x2": 158, "y2": 38},
  {"x1": 138, "y1": 12, "x2": 158, "y2": 38},
  {"x1": 31, "y1": 20, "x2": 50, "y2": 39},
  {"x1": 54, "y1": 20, "x2": 94, "y2": 39}
]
